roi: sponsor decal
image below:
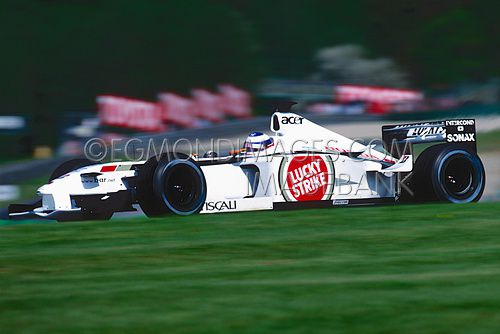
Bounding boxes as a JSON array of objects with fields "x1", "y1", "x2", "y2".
[
  {"x1": 445, "y1": 119, "x2": 474, "y2": 126},
  {"x1": 406, "y1": 125, "x2": 445, "y2": 139},
  {"x1": 399, "y1": 155, "x2": 410, "y2": 163},
  {"x1": 385, "y1": 122, "x2": 446, "y2": 141},
  {"x1": 204, "y1": 200, "x2": 237, "y2": 212},
  {"x1": 81, "y1": 177, "x2": 115, "y2": 184},
  {"x1": 115, "y1": 165, "x2": 133, "y2": 171},
  {"x1": 281, "y1": 116, "x2": 304, "y2": 125},
  {"x1": 100, "y1": 165, "x2": 117, "y2": 172},
  {"x1": 279, "y1": 155, "x2": 334, "y2": 202},
  {"x1": 388, "y1": 121, "x2": 443, "y2": 130},
  {"x1": 445, "y1": 119, "x2": 476, "y2": 143},
  {"x1": 447, "y1": 133, "x2": 475, "y2": 142},
  {"x1": 332, "y1": 199, "x2": 349, "y2": 205}
]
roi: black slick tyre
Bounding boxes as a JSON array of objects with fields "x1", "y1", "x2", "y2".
[{"x1": 411, "y1": 144, "x2": 485, "y2": 203}]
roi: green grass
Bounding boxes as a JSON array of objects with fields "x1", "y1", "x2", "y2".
[
  {"x1": 1, "y1": 202, "x2": 500, "y2": 333},
  {"x1": 0, "y1": 155, "x2": 31, "y2": 166}
]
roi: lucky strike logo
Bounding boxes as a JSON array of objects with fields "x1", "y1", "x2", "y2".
[{"x1": 286, "y1": 156, "x2": 330, "y2": 201}]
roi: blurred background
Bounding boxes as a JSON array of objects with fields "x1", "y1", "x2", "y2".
[{"x1": 1, "y1": 0, "x2": 500, "y2": 212}]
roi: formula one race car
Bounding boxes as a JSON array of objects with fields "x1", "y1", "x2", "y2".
[{"x1": 9, "y1": 106, "x2": 485, "y2": 221}]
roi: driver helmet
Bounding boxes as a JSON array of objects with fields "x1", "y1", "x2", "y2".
[{"x1": 244, "y1": 132, "x2": 274, "y2": 152}]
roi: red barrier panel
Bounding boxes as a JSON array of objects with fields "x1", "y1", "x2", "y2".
[
  {"x1": 97, "y1": 96, "x2": 165, "y2": 132},
  {"x1": 335, "y1": 85, "x2": 423, "y2": 114},
  {"x1": 218, "y1": 84, "x2": 252, "y2": 118},
  {"x1": 191, "y1": 89, "x2": 224, "y2": 123},
  {"x1": 336, "y1": 85, "x2": 423, "y2": 103},
  {"x1": 97, "y1": 85, "x2": 252, "y2": 132},
  {"x1": 157, "y1": 93, "x2": 199, "y2": 128}
]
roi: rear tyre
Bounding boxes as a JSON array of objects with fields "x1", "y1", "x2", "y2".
[
  {"x1": 411, "y1": 144, "x2": 485, "y2": 203},
  {"x1": 137, "y1": 154, "x2": 207, "y2": 217}
]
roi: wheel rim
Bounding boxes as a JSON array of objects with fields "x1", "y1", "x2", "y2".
[
  {"x1": 163, "y1": 163, "x2": 202, "y2": 212},
  {"x1": 440, "y1": 154, "x2": 477, "y2": 200}
]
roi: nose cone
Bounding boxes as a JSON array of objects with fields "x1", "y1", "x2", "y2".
[{"x1": 37, "y1": 183, "x2": 50, "y2": 194}]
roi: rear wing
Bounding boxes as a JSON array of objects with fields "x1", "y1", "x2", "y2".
[{"x1": 382, "y1": 119, "x2": 477, "y2": 158}]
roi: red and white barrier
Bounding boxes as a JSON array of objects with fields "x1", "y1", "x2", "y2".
[
  {"x1": 218, "y1": 84, "x2": 252, "y2": 118},
  {"x1": 335, "y1": 85, "x2": 423, "y2": 114},
  {"x1": 97, "y1": 96, "x2": 165, "y2": 132},
  {"x1": 191, "y1": 88, "x2": 224, "y2": 123},
  {"x1": 97, "y1": 85, "x2": 252, "y2": 132},
  {"x1": 157, "y1": 93, "x2": 198, "y2": 128},
  {"x1": 336, "y1": 85, "x2": 423, "y2": 103}
]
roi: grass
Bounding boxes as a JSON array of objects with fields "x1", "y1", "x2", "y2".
[
  {"x1": 1, "y1": 202, "x2": 500, "y2": 333},
  {"x1": 0, "y1": 155, "x2": 31, "y2": 166}
]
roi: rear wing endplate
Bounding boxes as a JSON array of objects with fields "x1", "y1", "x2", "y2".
[{"x1": 382, "y1": 119, "x2": 477, "y2": 158}]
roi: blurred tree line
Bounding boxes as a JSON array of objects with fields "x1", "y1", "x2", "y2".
[{"x1": 0, "y1": 0, "x2": 498, "y2": 144}]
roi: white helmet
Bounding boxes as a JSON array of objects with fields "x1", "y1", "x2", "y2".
[{"x1": 244, "y1": 132, "x2": 274, "y2": 152}]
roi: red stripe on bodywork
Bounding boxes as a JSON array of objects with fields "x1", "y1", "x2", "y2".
[{"x1": 100, "y1": 165, "x2": 117, "y2": 172}]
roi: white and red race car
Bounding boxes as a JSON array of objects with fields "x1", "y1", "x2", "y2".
[{"x1": 9, "y1": 108, "x2": 485, "y2": 221}]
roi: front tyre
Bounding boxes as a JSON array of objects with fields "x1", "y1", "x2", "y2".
[
  {"x1": 153, "y1": 159, "x2": 207, "y2": 215},
  {"x1": 412, "y1": 144, "x2": 485, "y2": 203},
  {"x1": 136, "y1": 154, "x2": 207, "y2": 217}
]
